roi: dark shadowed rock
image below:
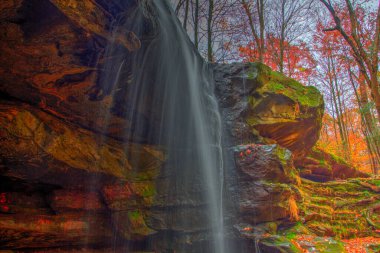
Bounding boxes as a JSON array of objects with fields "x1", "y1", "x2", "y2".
[
  {"x1": 232, "y1": 144, "x2": 301, "y2": 225},
  {"x1": 49, "y1": 190, "x2": 105, "y2": 212},
  {"x1": 234, "y1": 144, "x2": 298, "y2": 183},
  {"x1": 0, "y1": 213, "x2": 113, "y2": 249},
  {"x1": 0, "y1": 0, "x2": 156, "y2": 142}
]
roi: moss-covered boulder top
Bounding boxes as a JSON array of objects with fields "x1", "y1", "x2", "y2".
[{"x1": 214, "y1": 62, "x2": 324, "y2": 158}]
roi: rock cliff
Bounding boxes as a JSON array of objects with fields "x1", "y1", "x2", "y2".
[{"x1": 0, "y1": 0, "x2": 375, "y2": 252}]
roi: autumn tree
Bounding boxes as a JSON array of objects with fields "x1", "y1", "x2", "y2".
[
  {"x1": 267, "y1": 0, "x2": 315, "y2": 73},
  {"x1": 240, "y1": 0, "x2": 265, "y2": 62},
  {"x1": 313, "y1": 15, "x2": 380, "y2": 173},
  {"x1": 172, "y1": 0, "x2": 242, "y2": 62},
  {"x1": 318, "y1": 0, "x2": 380, "y2": 121}
]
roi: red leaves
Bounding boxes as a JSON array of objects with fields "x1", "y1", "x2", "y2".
[
  {"x1": 0, "y1": 193, "x2": 11, "y2": 213},
  {"x1": 242, "y1": 227, "x2": 253, "y2": 231},
  {"x1": 237, "y1": 145, "x2": 258, "y2": 159},
  {"x1": 239, "y1": 37, "x2": 315, "y2": 84},
  {"x1": 0, "y1": 193, "x2": 7, "y2": 204},
  {"x1": 342, "y1": 237, "x2": 380, "y2": 253}
]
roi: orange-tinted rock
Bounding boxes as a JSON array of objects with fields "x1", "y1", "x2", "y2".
[
  {"x1": 102, "y1": 183, "x2": 137, "y2": 210},
  {"x1": 0, "y1": 0, "x2": 144, "y2": 140},
  {"x1": 49, "y1": 0, "x2": 141, "y2": 51},
  {"x1": 0, "y1": 191, "x2": 48, "y2": 215},
  {"x1": 0, "y1": 102, "x2": 164, "y2": 188},
  {"x1": 49, "y1": 190, "x2": 105, "y2": 212},
  {"x1": 0, "y1": 213, "x2": 113, "y2": 249}
]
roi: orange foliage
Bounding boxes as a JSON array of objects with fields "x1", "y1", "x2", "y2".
[
  {"x1": 239, "y1": 37, "x2": 315, "y2": 84},
  {"x1": 342, "y1": 237, "x2": 380, "y2": 253},
  {"x1": 317, "y1": 112, "x2": 373, "y2": 174}
]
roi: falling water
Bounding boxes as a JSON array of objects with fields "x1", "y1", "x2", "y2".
[{"x1": 98, "y1": 0, "x2": 226, "y2": 252}]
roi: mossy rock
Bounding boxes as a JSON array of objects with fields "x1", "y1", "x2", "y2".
[
  {"x1": 259, "y1": 235, "x2": 302, "y2": 253},
  {"x1": 296, "y1": 147, "x2": 369, "y2": 182},
  {"x1": 246, "y1": 63, "x2": 324, "y2": 157},
  {"x1": 250, "y1": 63, "x2": 323, "y2": 108},
  {"x1": 112, "y1": 210, "x2": 156, "y2": 240},
  {"x1": 309, "y1": 237, "x2": 346, "y2": 253}
]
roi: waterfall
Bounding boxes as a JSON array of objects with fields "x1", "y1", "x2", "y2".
[{"x1": 98, "y1": 0, "x2": 226, "y2": 252}]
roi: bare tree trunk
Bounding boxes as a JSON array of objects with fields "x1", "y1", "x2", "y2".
[
  {"x1": 327, "y1": 55, "x2": 349, "y2": 159},
  {"x1": 183, "y1": 0, "x2": 190, "y2": 30},
  {"x1": 257, "y1": 0, "x2": 265, "y2": 61},
  {"x1": 241, "y1": 0, "x2": 263, "y2": 61},
  {"x1": 279, "y1": 0, "x2": 286, "y2": 73},
  {"x1": 175, "y1": 0, "x2": 185, "y2": 15},
  {"x1": 194, "y1": 0, "x2": 199, "y2": 49},
  {"x1": 207, "y1": 0, "x2": 214, "y2": 62}
]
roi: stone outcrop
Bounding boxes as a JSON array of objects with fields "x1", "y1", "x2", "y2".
[
  {"x1": 0, "y1": 101, "x2": 164, "y2": 249},
  {"x1": 0, "y1": 0, "x2": 155, "y2": 142},
  {"x1": 295, "y1": 148, "x2": 369, "y2": 182},
  {"x1": 233, "y1": 144, "x2": 300, "y2": 223},
  {"x1": 230, "y1": 144, "x2": 303, "y2": 252},
  {"x1": 0, "y1": 102, "x2": 164, "y2": 188},
  {"x1": 214, "y1": 62, "x2": 324, "y2": 158}
]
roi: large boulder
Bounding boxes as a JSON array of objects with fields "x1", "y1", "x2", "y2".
[{"x1": 214, "y1": 63, "x2": 324, "y2": 158}]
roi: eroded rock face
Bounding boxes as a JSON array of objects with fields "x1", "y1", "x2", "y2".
[
  {"x1": 214, "y1": 63, "x2": 324, "y2": 158},
  {"x1": 0, "y1": 102, "x2": 164, "y2": 188},
  {"x1": 0, "y1": 101, "x2": 165, "y2": 249},
  {"x1": 0, "y1": 0, "x2": 159, "y2": 142},
  {"x1": 233, "y1": 144, "x2": 301, "y2": 223}
]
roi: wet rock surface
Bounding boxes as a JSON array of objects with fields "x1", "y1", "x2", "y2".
[{"x1": 232, "y1": 144, "x2": 301, "y2": 226}]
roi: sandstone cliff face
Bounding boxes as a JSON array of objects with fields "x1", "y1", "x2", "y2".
[
  {"x1": 0, "y1": 0, "x2": 154, "y2": 141},
  {"x1": 0, "y1": 0, "x2": 365, "y2": 252}
]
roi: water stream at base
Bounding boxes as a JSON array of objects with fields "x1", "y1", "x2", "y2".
[{"x1": 98, "y1": 0, "x2": 228, "y2": 252}]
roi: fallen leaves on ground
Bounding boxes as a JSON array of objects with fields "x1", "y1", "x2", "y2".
[{"x1": 342, "y1": 237, "x2": 380, "y2": 253}]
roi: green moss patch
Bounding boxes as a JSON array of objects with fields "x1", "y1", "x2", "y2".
[{"x1": 247, "y1": 62, "x2": 323, "y2": 108}]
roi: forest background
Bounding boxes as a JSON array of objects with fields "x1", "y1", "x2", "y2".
[{"x1": 170, "y1": 0, "x2": 380, "y2": 174}]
